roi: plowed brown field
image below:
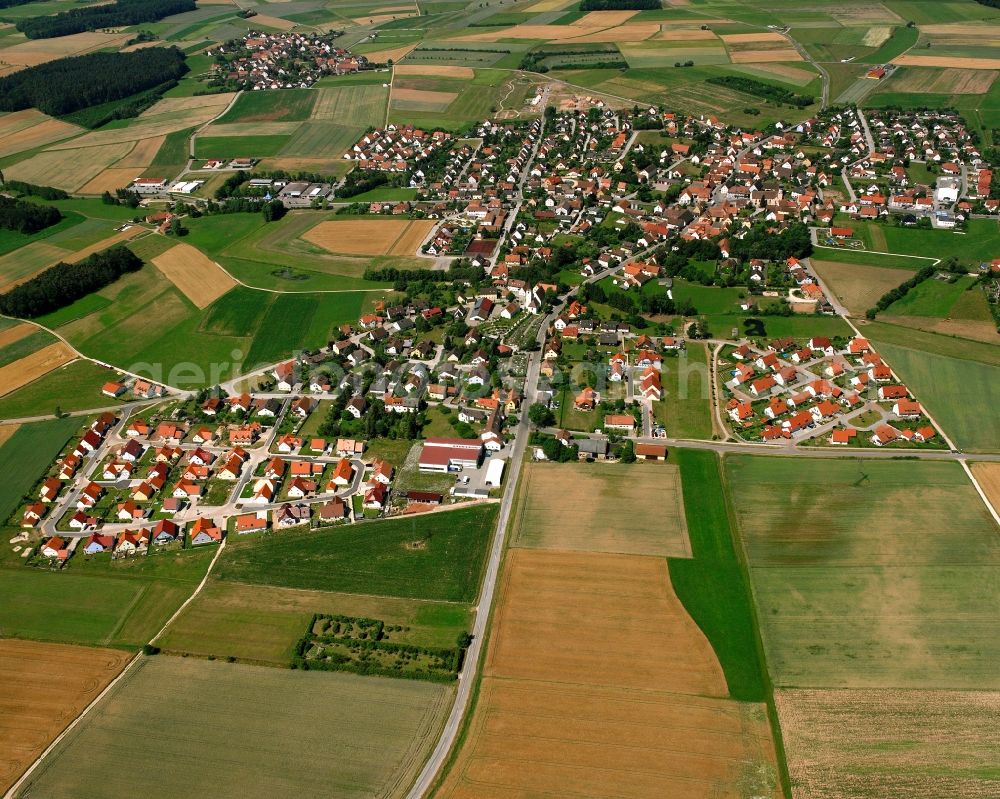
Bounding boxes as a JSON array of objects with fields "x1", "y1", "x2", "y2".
[{"x1": 0, "y1": 639, "x2": 130, "y2": 794}]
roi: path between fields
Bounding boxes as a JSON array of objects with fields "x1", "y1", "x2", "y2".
[{"x1": 3, "y1": 539, "x2": 228, "y2": 799}]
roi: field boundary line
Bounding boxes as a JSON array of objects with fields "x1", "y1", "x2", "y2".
[{"x1": 5, "y1": 540, "x2": 228, "y2": 798}]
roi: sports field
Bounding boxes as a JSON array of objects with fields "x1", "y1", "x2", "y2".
[
  {"x1": 157, "y1": 580, "x2": 471, "y2": 664},
  {"x1": 776, "y1": 688, "x2": 1000, "y2": 799},
  {"x1": 511, "y1": 461, "x2": 691, "y2": 556},
  {"x1": 13, "y1": 657, "x2": 452, "y2": 799},
  {"x1": 214, "y1": 504, "x2": 499, "y2": 602},
  {"x1": 152, "y1": 243, "x2": 237, "y2": 309},
  {"x1": 437, "y1": 549, "x2": 780, "y2": 799},
  {"x1": 302, "y1": 218, "x2": 436, "y2": 256},
  {"x1": 0, "y1": 640, "x2": 131, "y2": 795},
  {"x1": 811, "y1": 259, "x2": 915, "y2": 315},
  {"x1": 726, "y1": 456, "x2": 1000, "y2": 689}
]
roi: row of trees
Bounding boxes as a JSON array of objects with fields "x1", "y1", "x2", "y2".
[
  {"x1": 16, "y1": 0, "x2": 195, "y2": 39},
  {"x1": 0, "y1": 47, "x2": 188, "y2": 116},
  {"x1": 0, "y1": 195, "x2": 61, "y2": 234},
  {"x1": 0, "y1": 246, "x2": 142, "y2": 318},
  {"x1": 706, "y1": 76, "x2": 814, "y2": 108},
  {"x1": 579, "y1": 0, "x2": 660, "y2": 9},
  {"x1": 1, "y1": 181, "x2": 69, "y2": 200},
  {"x1": 866, "y1": 265, "x2": 936, "y2": 319}
]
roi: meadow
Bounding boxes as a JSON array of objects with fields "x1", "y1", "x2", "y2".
[
  {"x1": 14, "y1": 657, "x2": 452, "y2": 799},
  {"x1": 214, "y1": 504, "x2": 499, "y2": 602},
  {"x1": 811, "y1": 258, "x2": 916, "y2": 315},
  {"x1": 216, "y1": 89, "x2": 317, "y2": 123},
  {"x1": 0, "y1": 360, "x2": 123, "y2": 419},
  {"x1": 871, "y1": 341, "x2": 1000, "y2": 452},
  {"x1": 0, "y1": 548, "x2": 214, "y2": 649},
  {"x1": 727, "y1": 455, "x2": 1000, "y2": 689},
  {"x1": 657, "y1": 343, "x2": 715, "y2": 439},
  {"x1": 157, "y1": 579, "x2": 471, "y2": 664},
  {"x1": 0, "y1": 417, "x2": 79, "y2": 523}
]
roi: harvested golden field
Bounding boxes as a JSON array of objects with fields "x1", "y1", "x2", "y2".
[
  {"x1": 201, "y1": 121, "x2": 302, "y2": 137},
  {"x1": 78, "y1": 168, "x2": 143, "y2": 195},
  {"x1": 862, "y1": 25, "x2": 892, "y2": 46},
  {"x1": 152, "y1": 243, "x2": 237, "y2": 309},
  {"x1": 392, "y1": 87, "x2": 458, "y2": 109},
  {"x1": 0, "y1": 322, "x2": 35, "y2": 349},
  {"x1": 877, "y1": 314, "x2": 1000, "y2": 343},
  {"x1": 731, "y1": 49, "x2": 803, "y2": 63},
  {"x1": 0, "y1": 639, "x2": 131, "y2": 795},
  {"x1": 365, "y1": 43, "x2": 417, "y2": 63},
  {"x1": 526, "y1": 0, "x2": 576, "y2": 10},
  {"x1": 393, "y1": 64, "x2": 473, "y2": 78},
  {"x1": 0, "y1": 422, "x2": 19, "y2": 447},
  {"x1": 302, "y1": 218, "x2": 434, "y2": 256},
  {"x1": 65, "y1": 227, "x2": 144, "y2": 264},
  {"x1": 117, "y1": 135, "x2": 166, "y2": 167},
  {"x1": 734, "y1": 62, "x2": 818, "y2": 85},
  {"x1": 893, "y1": 54, "x2": 1000, "y2": 70},
  {"x1": 776, "y1": 688, "x2": 1000, "y2": 799},
  {"x1": 247, "y1": 13, "x2": 295, "y2": 30},
  {"x1": 971, "y1": 463, "x2": 1000, "y2": 516},
  {"x1": 488, "y1": 551, "x2": 719, "y2": 690},
  {"x1": 811, "y1": 259, "x2": 913, "y2": 315},
  {"x1": 0, "y1": 31, "x2": 128, "y2": 67},
  {"x1": 566, "y1": 22, "x2": 660, "y2": 42},
  {"x1": 438, "y1": 550, "x2": 780, "y2": 799},
  {"x1": 575, "y1": 9, "x2": 638, "y2": 25},
  {"x1": 0, "y1": 343, "x2": 76, "y2": 396},
  {"x1": 389, "y1": 218, "x2": 435, "y2": 255},
  {"x1": 0, "y1": 111, "x2": 79, "y2": 156},
  {"x1": 890, "y1": 67, "x2": 995, "y2": 94},
  {"x1": 4, "y1": 142, "x2": 133, "y2": 191},
  {"x1": 512, "y1": 461, "x2": 690, "y2": 556},
  {"x1": 139, "y1": 94, "x2": 237, "y2": 117},
  {"x1": 720, "y1": 32, "x2": 786, "y2": 44}
]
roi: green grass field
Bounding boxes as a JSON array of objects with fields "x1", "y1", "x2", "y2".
[
  {"x1": 216, "y1": 88, "x2": 317, "y2": 123},
  {"x1": 0, "y1": 360, "x2": 124, "y2": 419},
  {"x1": 312, "y1": 84, "x2": 389, "y2": 127},
  {"x1": 863, "y1": 320, "x2": 1000, "y2": 366},
  {"x1": 0, "y1": 548, "x2": 214, "y2": 648},
  {"x1": 215, "y1": 504, "x2": 499, "y2": 602},
  {"x1": 669, "y1": 448, "x2": 768, "y2": 701},
  {"x1": 0, "y1": 328, "x2": 56, "y2": 369},
  {"x1": 157, "y1": 579, "x2": 471, "y2": 664},
  {"x1": 657, "y1": 343, "x2": 715, "y2": 440},
  {"x1": 14, "y1": 657, "x2": 452, "y2": 799},
  {"x1": 727, "y1": 455, "x2": 1000, "y2": 689},
  {"x1": 884, "y1": 275, "x2": 980, "y2": 317},
  {"x1": 872, "y1": 341, "x2": 1000, "y2": 452},
  {"x1": 850, "y1": 219, "x2": 1000, "y2": 264},
  {"x1": 0, "y1": 417, "x2": 78, "y2": 523},
  {"x1": 194, "y1": 134, "x2": 293, "y2": 159}
]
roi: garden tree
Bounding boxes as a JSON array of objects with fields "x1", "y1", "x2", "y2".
[
  {"x1": 262, "y1": 199, "x2": 287, "y2": 222},
  {"x1": 0, "y1": 245, "x2": 141, "y2": 317},
  {"x1": 619, "y1": 441, "x2": 636, "y2": 463},
  {"x1": 0, "y1": 47, "x2": 188, "y2": 115},
  {"x1": 527, "y1": 402, "x2": 555, "y2": 427}
]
